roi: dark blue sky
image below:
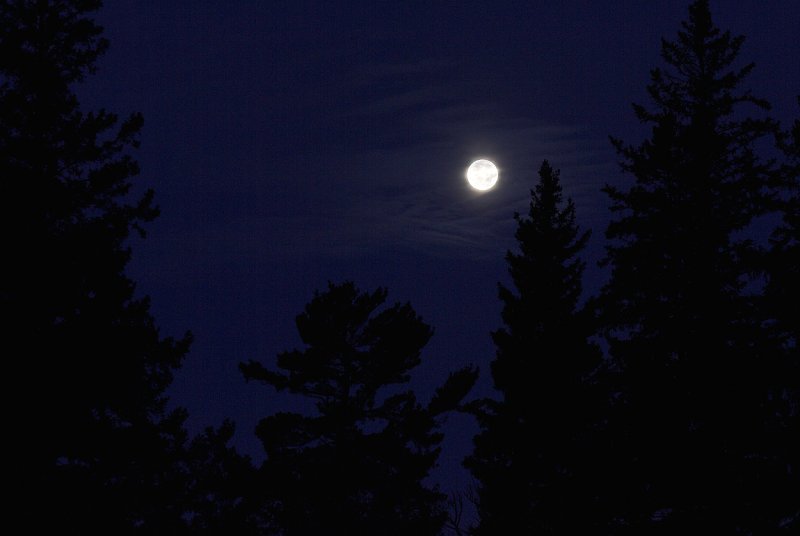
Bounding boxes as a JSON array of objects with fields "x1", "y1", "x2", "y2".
[{"x1": 78, "y1": 0, "x2": 799, "y2": 495}]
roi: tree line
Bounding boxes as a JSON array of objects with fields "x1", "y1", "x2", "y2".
[{"x1": 1, "y1": 0, "x2": 796, "y2": 533}]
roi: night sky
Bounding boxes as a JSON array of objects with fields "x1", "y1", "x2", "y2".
[{"x1": 77, "y1": 0, "x2": 799, "y2": 496}]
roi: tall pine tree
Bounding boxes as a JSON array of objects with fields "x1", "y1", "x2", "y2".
[
  {"x1": 465, "y1": 161, "x2": 606, "y2": 534},
  {"x1": 760, "y1": 99, "x2": 800, "y2": 531},
  {"x1": 0, "y1": 1, "x2": 238, "y2": 531},
  {"x1": 767, "y1": 98, "x2": 800, "y2": 351},
  {"x1": 600, "y1": 1, "x2": 795, "y2": 531},
  {"x1": 241, "y1": 282, "x2": 477, "y2": 535}
]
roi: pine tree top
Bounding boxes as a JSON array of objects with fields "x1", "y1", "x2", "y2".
[{"x1": 500, "y1": 160, "x2": 590, "y2": 333}]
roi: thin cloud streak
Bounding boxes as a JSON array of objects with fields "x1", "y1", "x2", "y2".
[{"x1": 150, "y1": 60, "x2": 614, "y2": 267}]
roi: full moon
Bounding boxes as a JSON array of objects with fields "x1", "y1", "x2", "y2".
[{"x1": 466, "y1": 159, "x2": 499, "y2": 191}]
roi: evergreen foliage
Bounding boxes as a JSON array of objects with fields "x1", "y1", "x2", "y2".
[
  {"x1": 600, "y1": 1, "x2": 797, "y2": 531},
  {"x1": 466, "y1": 161, "x2": 606, "y2": 534},
  {"x1": 242, "y1": 282, "x2": 477, "y2": 535},
  {"x1": 0, "y1": 2, "x2": 251, "y2": 531}
]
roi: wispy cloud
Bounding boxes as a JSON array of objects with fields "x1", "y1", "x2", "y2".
[{"x1": 174, "y1": 59, "x2": 615, "y2": 266}]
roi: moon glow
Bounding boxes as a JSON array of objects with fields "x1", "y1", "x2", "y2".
[{"x1": 466, "y1": 159, "x2": 499, "y2": 191}]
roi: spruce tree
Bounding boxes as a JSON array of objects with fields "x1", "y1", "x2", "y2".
[
  {"x1": 600, "y1": 1, "x2": 794, "y2": 531},
  {"x1": 241, "y1": 282, "x2": 477, "y2": 535},
  {"x1": 465, "y1": 161, "x2": 605, "y2": 534},
  {"x1": 0, "y1": 1, "x2": 229, "y2": 531},
  {"x1": 759, "y1": 99, "x2": 800, "y2": 532},
  {"x1": 767, "y1": 98, "x2": 800, "y2": 349}
]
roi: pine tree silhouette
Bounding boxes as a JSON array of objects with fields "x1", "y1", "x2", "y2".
[
  {"x1": 0, "y1": 2, "x2": 247, "y2": 531},
  {"x1": 241, "y1": 282, "x2": 477, "y2": 535},
  {"x1": 179, "y1": 421, "x2": 263, "y2": 534},
  {"x1": 768, "y1": 98, "x2": 800, "y2": 350},
  {"x1": 599, "y1": 1, "x2": 795, "y2": 531},
  {"x1": 465, "y1": 161, "x2": 606, "y2": 534},
  {"x1": 759, "y1": 98, "x2": 800, "y2": 532}
]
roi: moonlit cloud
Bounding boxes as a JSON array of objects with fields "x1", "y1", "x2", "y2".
[
  {"x1": 239, "y1": 60, "x2": 614, "y2": 261},
  {"x1": 148, "y1": 60, "x2": 614, "y2": 269}
]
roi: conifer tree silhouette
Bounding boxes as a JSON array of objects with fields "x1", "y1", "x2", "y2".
[
  {"x1": 241, "y1": 282, "x2": 477, "y2": 535},
  {"x1": 759, "y1": 98, "x2": 800, "y2": 531},
  {"x1": 465, "y1": 161, "x2": 606, "y2": 534},
  {"x1": 0, "y1": 2, "x2": 249, "y2": 532},
  {"x1": 179, "y1": 421, "x2": 263, "y2": 534},
  {"x1": 600, "y1": 1, "x2": 795, "y2": 531},
  {"x1": 768, "y1": 98, "x2": 800, "y2": 350}
]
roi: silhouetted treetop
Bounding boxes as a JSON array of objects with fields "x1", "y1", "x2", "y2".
[
  {"x1": 0, "y1": 0, "x2": 107, "y2": 85},
  {"x1": 491, "y1": 160, "x2": 595, "y2": 401},
  {"x1": 0, "y1": 1, "x2": 225, "y2": 531},
  {"x1": 603, "y1": 0, "x2": 781, "y2": 345},
  {"x1": 244, "y1": 284, "x2": 433, "y2": 402},
  {"x1": 242, "y1": 282, "x2": 477, "y2": 535},
  {"x1": 466, "y1": 160, "x2": 607, "y2": 535},
  {"x1": 0, "y1": 0, "x2": 156, "y2": 249},
  {"x1": 599, "y1": 1, "x2": 797, "y2": 532}
]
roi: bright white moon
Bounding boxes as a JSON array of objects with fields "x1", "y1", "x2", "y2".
[{"x1": 466, "y1": 159, "x2": 499, "y2": 191}]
